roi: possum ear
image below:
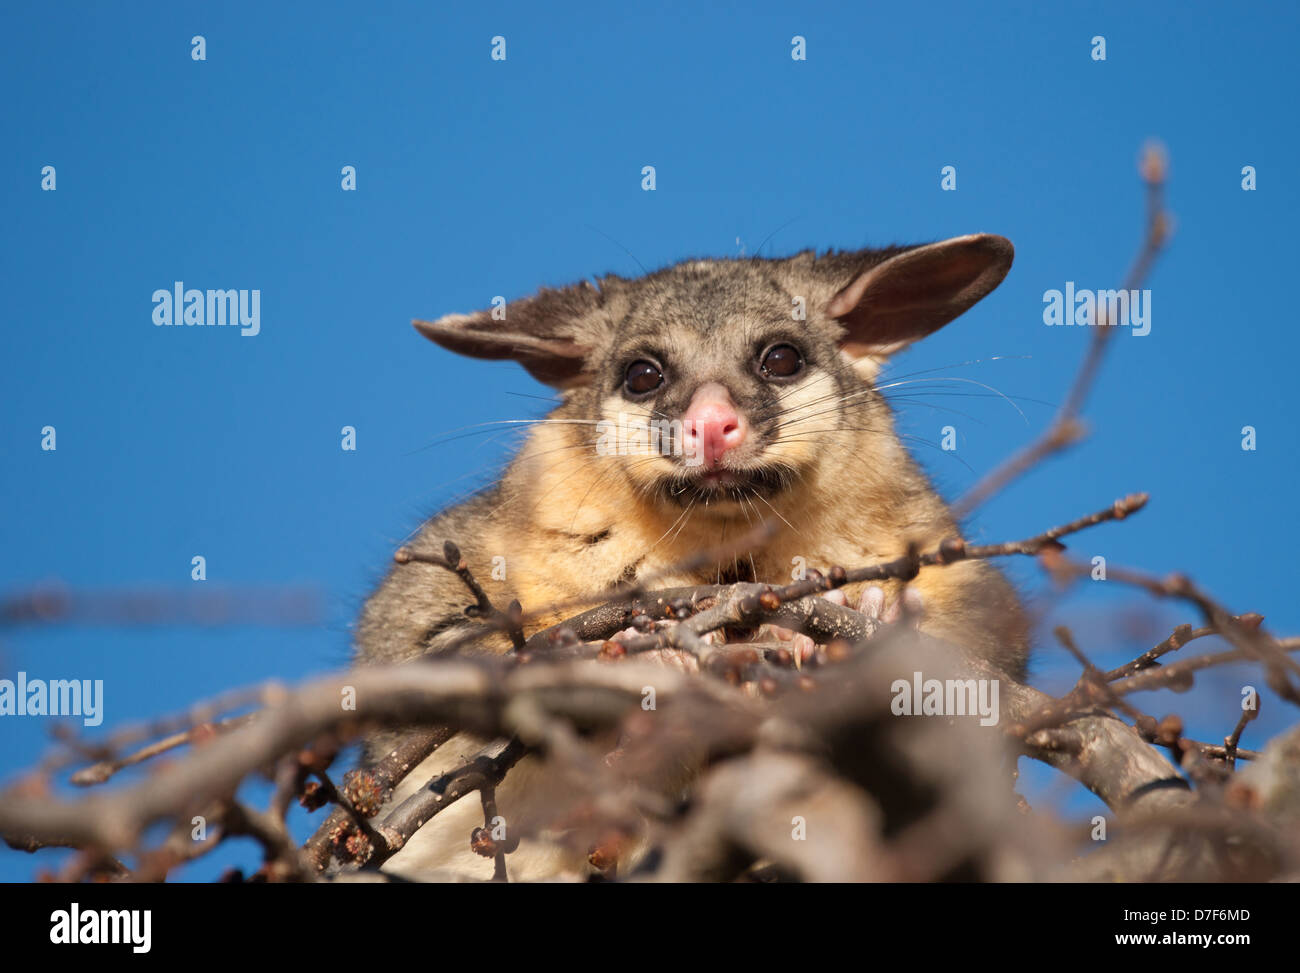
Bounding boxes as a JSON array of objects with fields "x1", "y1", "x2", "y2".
[
  {"x1": 414, "y1": 280, "x2": 612, "y2": 388},
  {"x1": 826, "y1": 234, "x2": 1013, "y2": 359}
]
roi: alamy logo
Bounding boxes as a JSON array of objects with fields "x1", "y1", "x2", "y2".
[
  {"x1": 596, "y1": 414, "x2": 705, "y2": 467},
  {"x1": 890, "y1": 671, "x2": 1000, "y2": 726},
  {"x1": 152, "y1": 282, "x2": 261, "y2": 336},
  {"x1": 50, "y1": 903, "x2": 151, "y2": 953},
  {"x1": 0, "y1": 672, "x2": 103, "y2": 726},
  {"x1": 1042, "y1": 281, "x2": 1151, "y2": 336}
]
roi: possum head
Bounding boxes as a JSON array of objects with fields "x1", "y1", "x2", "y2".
[{"x1": 415, "y1": 234, "x2": 1013, "y2": 515}]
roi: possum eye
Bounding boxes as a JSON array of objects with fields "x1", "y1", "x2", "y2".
[
  {"x1": 624, "y1": 359, "x2": 665, "y2": 395},
  {"x1": 759, "y1": 343, "x2": 803, "y2": 380}
]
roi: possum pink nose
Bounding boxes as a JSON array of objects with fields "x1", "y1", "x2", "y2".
[{"x1": 683, "y1": 383, "x2": 747, "y2": 468}]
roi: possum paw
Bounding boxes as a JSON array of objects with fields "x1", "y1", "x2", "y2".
[
  {"x1": 641, "y1": 648, "x2": 701, "y2": 674},
  {"x1": 766, "y1": 590, "x2": 849, "y2": 666},
  {"x1": 610, "y1": 626, "x2": 702, "y2": 674},
  {"x1": 766, "y1": 586, "x2": 925, "y2": 667},
  {"x1": 859, "y1": 585, "x2": 925, "y2": 625}
]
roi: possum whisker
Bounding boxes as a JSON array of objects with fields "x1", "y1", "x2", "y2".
[
  {"x1": 407, "y1": 417, "x2": 608, "y2": 455},
  {"x1": 772, "y1": 432, "x2": 976, "y2": 473},
  {"x1": 873, "y1": 377, "x2": 1031, "y2": 423},
  {"x1": 781, "y1": 396, "x2": 985, "y2": 428},
  {"x1": 751, "y1": 490, "x2": 800, "y2": 538},
  {"x1": 648, "y1": 497, "x2": 695, "y2": 550},
  {"x1": 879, "y1": 354, "x2": 1032, "y2": 382},
  {"x1": 662, "y1": 498, "x2": 699, "y2": 549},
  {"x1": 759, "y1": 377, "x2": 1042, "y2": 431}
]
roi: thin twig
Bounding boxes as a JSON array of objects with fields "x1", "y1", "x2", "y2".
[{"x1": 954, "y1": 143, "x2": 1171, "y2": 519}]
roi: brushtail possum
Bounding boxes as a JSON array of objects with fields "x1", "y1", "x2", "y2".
[{"x1": 356, "y1": 233, "x2": 1030, "y2": 880}]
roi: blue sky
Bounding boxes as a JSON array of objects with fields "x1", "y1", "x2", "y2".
[{"x1": 2, "y1": 1, "x2": 1297, "y2": 880}]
